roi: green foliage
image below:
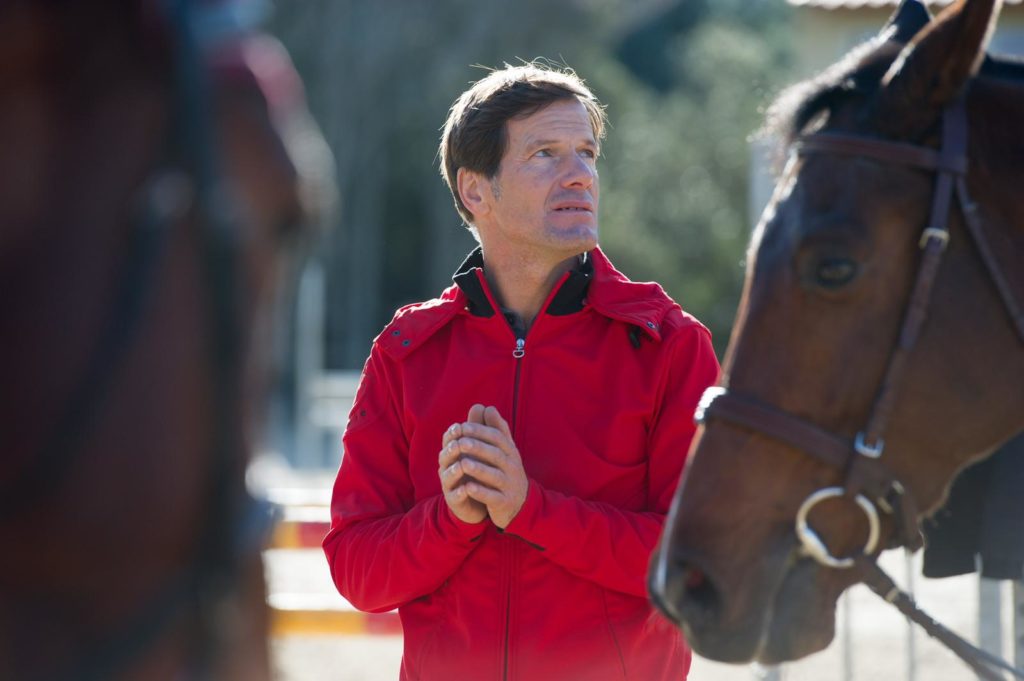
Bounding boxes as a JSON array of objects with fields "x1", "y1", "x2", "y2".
[{"x1": 588, "y1": 4, "x2": 795, "y2": 353}]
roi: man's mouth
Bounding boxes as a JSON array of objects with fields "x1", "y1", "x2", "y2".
[{"x1": 552, "y1": 202, "x2": 594, "y2": 213}]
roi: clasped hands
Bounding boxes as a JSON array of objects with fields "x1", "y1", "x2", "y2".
[{"x1": 438, "y1": 404, "x2": 528, "y2": 528}]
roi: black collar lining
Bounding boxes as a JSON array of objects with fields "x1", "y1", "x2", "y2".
[
  {"x1": 452, "y1": 248, "x2": 592, "y2": 318},
  {"x1": 452, "y1": 248, "x2": 493, "y2": 317}
]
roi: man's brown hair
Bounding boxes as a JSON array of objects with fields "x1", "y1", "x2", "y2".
[{"x1": 439, "y1": 62, "x2": 607, "y2": 226}]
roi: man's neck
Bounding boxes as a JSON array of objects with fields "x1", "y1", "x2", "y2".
[{"x1": 480, "y1": 249, "x2": 582, "y2": 332}]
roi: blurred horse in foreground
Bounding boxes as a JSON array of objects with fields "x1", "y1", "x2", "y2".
[
  {"x1": 651, "y1": 0, "x2": 1022, "y2": 673},
  {"x1": 0, "y1": 1, "x2": 332, "y2": 678}
]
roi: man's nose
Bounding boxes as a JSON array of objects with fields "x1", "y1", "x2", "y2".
[{"x1": 561, "y1": 154, "x2": 596, "y2": 189}]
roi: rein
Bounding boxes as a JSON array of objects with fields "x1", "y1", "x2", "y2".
[{"x1": 696, "y1": 98, "x2": 1024, "y2": 680}]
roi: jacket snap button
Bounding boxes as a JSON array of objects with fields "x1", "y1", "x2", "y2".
[
  {"x1": 402, "y1": 339, "x2": 411, "y2": 347},
  {"x1": 646, "y1": 321, "x2": 656, "y2": 329},
  {"x1": 392, "y1": 329, "x2": 401, "y2": 336}
]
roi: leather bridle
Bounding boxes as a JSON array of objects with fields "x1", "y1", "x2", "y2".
[{"x1": 694, "y1": 97, "x2": 1024, "y2": 680}]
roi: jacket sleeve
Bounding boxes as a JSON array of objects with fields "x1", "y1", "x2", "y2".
[
  {"x1": 322, "y1": 345, "x2": 485, "y2": 613},
  {"x1": 503, "y1": 323, "x2": 720, "y2": 598}
]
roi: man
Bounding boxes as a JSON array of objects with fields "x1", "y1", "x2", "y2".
[{"x1": 323, "y1": 62, "x2": 720, "y2": 681}]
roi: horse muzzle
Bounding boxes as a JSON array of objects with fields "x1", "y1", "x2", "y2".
[{"x1": 649, "y1": 542, "x2": 768, "y2": 663}]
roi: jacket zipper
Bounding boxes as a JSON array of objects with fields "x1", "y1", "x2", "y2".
[
  {"x1": 504, "y1": 335, "x2": 525, "y2": 681},
  {"x1": 502, "y1": 547, "x2": 513, "y2": 681},
  {"x1": 511, "y1": 337, "x2": 525, "y2": 431}
]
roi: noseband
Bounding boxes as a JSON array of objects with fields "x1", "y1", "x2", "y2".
[{"x1": 695, "y1": 98, "x2": 1024, "y2": 680}]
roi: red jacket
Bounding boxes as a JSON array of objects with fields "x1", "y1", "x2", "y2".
[{"x1": 324, "y1": 248, "x2": 720, "y2": 681}]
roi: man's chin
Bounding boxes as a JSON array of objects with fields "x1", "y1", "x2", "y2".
[{"x1": 547, "y1": 224, "x2": 598, "y2": 251}]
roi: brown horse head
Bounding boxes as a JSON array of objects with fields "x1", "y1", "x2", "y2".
[
  {"x1": 0, "y1": 1, "x2": 332, "y2": 678},
  {"x1": 651, "y1": 0, "x2": 1023, "y2": 665}
]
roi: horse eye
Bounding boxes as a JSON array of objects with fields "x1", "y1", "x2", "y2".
[{"x1": 816, "y1": 257, "x2": 858, "y2": 288}]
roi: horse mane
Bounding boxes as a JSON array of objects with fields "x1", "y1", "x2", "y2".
[
  {"x1": 759, "y1": 34, "x2": 1023, "y2": 177},
  {"x1": 758, "y1": 32, "x2": 903, "y2": 172}
]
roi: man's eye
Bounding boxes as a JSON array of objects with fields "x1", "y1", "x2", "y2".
[
  {"x1": 534, "y1": 149, "x2": 552, "y2": 158},
  {"x1": 580, "y1": 149, "x2": 597, "y2": 159}
]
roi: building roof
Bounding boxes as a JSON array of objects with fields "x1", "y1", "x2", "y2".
[{"x1": 789, "y1": 0, "x2": 1021, "y2": 7}]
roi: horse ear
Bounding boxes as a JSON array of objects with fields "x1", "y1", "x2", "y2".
[
  {"x1": 871, "y1": 0, "x2": 1002, "y2": 139},
  {"x1": 882, "y1": 0, "x2": 933, "y2": 44}
]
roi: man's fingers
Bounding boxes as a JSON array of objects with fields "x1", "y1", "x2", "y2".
[
  {"x1": 438, "y1": 439, "x2": 457, "y2": 468},
  {"x1": 459, "y1": 457, "x2": 505, "y2": 490},
  {"x1": 450, "y1": 436, "x2": 505, "y2": 469},
  {"x1": 440, "y1": 434, "x2": 502, "y2": 468},
  {"x1": 456, "y1": 423, "x2": 508, "y2": 450},
  {"x1": 439, "y1": 459, "x2": 465, "y2": 491},
  {"x1": 467, "y1": 403, "x2": 486, "y2": 424},
  {"x1": 442, "y1": 422, "x2": 462, "y2": 448},
  {"x1": 446, "y1": 484, "x2": 474, "y2": 506},
  {"x1": 440, "y1": 438, "x2": 505, "y2": 485},
  {"x1": 463, "y1": 481, "x2": 504, "y2": 507},
  {"x1": 483, "y1": 406, "x2": 513, "y2": 439}
]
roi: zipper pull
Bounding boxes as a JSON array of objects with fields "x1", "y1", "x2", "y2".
[{"x1": 513, "y1": 338, "x2": 525, "y2": 359}]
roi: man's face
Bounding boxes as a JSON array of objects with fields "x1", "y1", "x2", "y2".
[{"x1": 476, "y1": 98, "x2": 599, "y2": 260}]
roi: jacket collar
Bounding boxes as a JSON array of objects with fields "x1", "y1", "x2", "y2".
[
  {"x1": 379, "y1": 246, "x2": 678, "y2": 360},
  {"x1": 584, "y1": 247, "x2": 676, "y2": 342},
  {"x1": 451, "y1": 246, "x2": 675, "y2": 342}
]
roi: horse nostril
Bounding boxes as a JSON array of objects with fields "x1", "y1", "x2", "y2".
[
  {"x1": 651, "y1": 550, "x2": 723, "y2": 628},
  {"x1": 685, "y1": 566, "x2": 707, "y2": 589},
  {"x1": 680, "y1": 563, "x2": 720, "y2": 617}
]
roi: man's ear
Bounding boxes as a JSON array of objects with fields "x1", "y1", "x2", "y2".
[{"x1": 457, "y1": 168, "x2": 492, "y2": 221}]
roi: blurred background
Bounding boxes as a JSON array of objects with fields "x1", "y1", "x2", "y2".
[
  {"x1": 261, "y1": 0, "x2": 797, "y2": 470},
  {"x1": 261, "y1": 0, "x2": 1024, "y2": 472},
  {"x1": 256, "y1": 1, "x2": 1024, "y2": 679}
]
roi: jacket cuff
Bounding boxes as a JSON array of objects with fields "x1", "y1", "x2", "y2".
[
  {"x1": 441, "y1": 499, "x2": 488, "y2": 542},
  {"x1": 503, "y1": 479, "x2": 545, "y2": 548}
]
